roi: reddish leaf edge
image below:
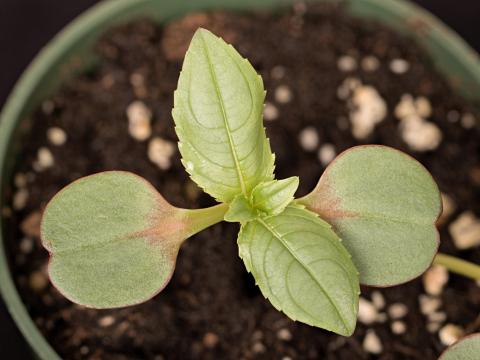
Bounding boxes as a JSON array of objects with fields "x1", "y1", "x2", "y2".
[
  {"x1": 40, "y1": 170, "x2": 227, "y2": 308},
  {"x1": 45, "y1": 252, "x2": 178, "y2": 309},
  {"x1": 298, "y1": 144, "x2": 442, "y2": 289}
]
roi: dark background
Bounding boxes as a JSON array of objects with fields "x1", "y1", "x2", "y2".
[{"x1": 0, "y1": 1, "x2": 479, "y2": 358}]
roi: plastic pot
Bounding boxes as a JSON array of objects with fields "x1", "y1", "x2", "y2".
[{"x1": 0, "y1": 0, "x2": 479, "y2": 358}]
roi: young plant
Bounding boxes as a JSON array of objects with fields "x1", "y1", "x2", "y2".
[{"x1": 41, "y1": 28, "x2": 480, "y2": 337}]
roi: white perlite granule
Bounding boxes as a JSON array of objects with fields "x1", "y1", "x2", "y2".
[
  {"x1": 98, "y1": 315, "x2": 115, "y2": 327},
  {"x1": 423, "y1": 264, "x2": 449, "y2": 296},
  {"x1": 439, "y1": 324, "x2": 464, "y2": 346},
  {"x1": 358, "y1": 297, "x2": 378, "y2": 325},
  {"x1": 47, "y1": 127, "x2": 67, "y2": 146},
  {"x1": 371, "y1": 291, "x2": 385, "y2": 310},
  {"x1": 415, "y1": 96, "x2": 432, "y2": 118},
  {"x1": 34, "y1": 147, "x2": 55, "y2": 172},
  {"x1": 263, "y1": 102, "x2": 279, "y2": 121},
  {"x1": 275, "y1": 85, "x2": 293, "y2": 104},
  {"x1": 148, "y1": 137, "x2": 175, "y2": 170},
  {"x1": 19, "y1": 237, "x2": 34, "y2": 254},
  {"x1": 399, "y1": 115, "x2": 442, "y2": 151},
  {"x1": 391, "y1": 321, "x2": 407, "y2": 335},
  {"x1": 299, "y1": 126, "x2": 319, "y2": 152},
  {"x1": 38, "y1": 147, "x2": 54, "y2": 168},
  {"x1": 318, "y1": 143, "x2": 336, "y2": 166},
  {"x1": 394, "y1": 94, "x2": 417, "y2": 119},
  {"x1": 449, "y1": 211, "x2": 480, "y2": 249},
  {"x1": 419, "y1": 295, "x2": 441, "y2": 315},
  {"x1": 394, "y1": 94, "x2": 432, "y2": 119},
  {"x1": 14, "y1": 173, "x2": 27, "y2": 188},
  {"x1": 394, "y1": 94, "x2": 441, "y2": 151},
  {"x1": 349, "y1": 85, "x2": 387, "y2": 139},
  {"x1": 276, "y1": 328, "x2": 292, "y2": 341},
  {"x1": 29, "y1": 270, "x2": 48, "y2": 292},
  {"x1": 363, "y1": 330, "x2": 383, "y2": 354},
  {"x1": 126, "y1": 101, "x2": 152, "y2": 141},
  {"x1": 389, "y1": 58, "x2": 410, "y2": 74},
  {"x1": 337, "y1": 55, "x2": 357, "y2": 72},
  {"x1": 387, "y1": 303, "x2": 408, "y2": 319},
  {"x1": 13, "y1": 189, "x2": 29, "y2": 211},
  {"x1": 461, "y1": 112, "x2": 477, "y2": 129}
]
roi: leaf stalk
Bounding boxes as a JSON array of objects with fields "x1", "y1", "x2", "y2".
[
  {"x1": 434, "y1": 253, "x2": 480, "y2": 281},
  {"x1": 181, "y1": 203, "x2": 229, "y2": 237}
]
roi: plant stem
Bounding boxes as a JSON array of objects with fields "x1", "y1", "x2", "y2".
[
  {"x1": 433, "y1": 253, "x2": 480, "y2": 281},
  {"x1": 182, "y1": 203, "x2": 229, "y2": 236}
]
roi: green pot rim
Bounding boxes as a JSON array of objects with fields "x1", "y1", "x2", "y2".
[{"x1": 0, "y1": 0, "x2": 479, "y2": 358}]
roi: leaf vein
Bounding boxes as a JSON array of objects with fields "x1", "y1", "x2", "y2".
[
  {"x1": 256, "y1": 217, "x2": 348, "y2": 333},
  {"x1": 200, "y1": 33, "x2": 248, "y2": 196}
]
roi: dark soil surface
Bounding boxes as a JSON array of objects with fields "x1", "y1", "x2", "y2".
[{"x1": 4, "y1": 3, "x2": 480, "y2": 359}]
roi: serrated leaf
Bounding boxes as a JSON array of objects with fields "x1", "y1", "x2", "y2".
[
  {"x1": 299, "y1": 145, "x2": 441, "y2": 287},
  {"x1": 173, "y1": 28, "x2": 274, "y2": 203},
  {"x1": 440, "y1": 334, "x2": 480, "y2": 360},
  {"x1": 238, "y1": 205, "x2": 359, "y2": 336},
  {"x1": 251, "y1": 177, "x2": 299, "y2": 216},
  {"x1": 224, "y1": 194, "x2": 256, "y2": 223},
  {"x1": 41, "y1": 171, "x2": 227, "y2": 308}
]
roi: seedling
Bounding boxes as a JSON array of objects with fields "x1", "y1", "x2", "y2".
[{"x1": 41, "y1": 29, "x2": 480, "y2": 337}]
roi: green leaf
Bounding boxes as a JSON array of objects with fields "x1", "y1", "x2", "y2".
[
  {"x1": 299, "y1": 145, "x2": 441, "y2": 287},
  {"x1": 238, "y1": 205, "x2": 359, "y2": 336},
  {"x1": 251, "y1": 177, "x2": 299, "y2": 216},
  {"x1": 440, "y1": 334, "x2": 480, "y2": 360},
  {"x1": 224, "y1": 194, "x2": 256, "y2": 223},
  {"x1": 173, "y1": 28, "x2": 275, "y2": 203},
  {"x1": 41, "y1": 171, "x2": 227, "y2": 308},
  {"x1": 225, "y1": 177, "x2": 299, "y2": 222}
]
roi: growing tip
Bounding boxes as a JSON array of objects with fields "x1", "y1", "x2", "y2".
[{"x1": 192, "y1": 27, "x2": 216, "y2": 42}]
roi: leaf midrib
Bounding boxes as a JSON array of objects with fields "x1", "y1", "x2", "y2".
[
  {"x1": 199, "y1": 32, "x2": 248, "y2": 197},
  {"x1": 48, "y1": 224, "x2": 170, "y2": 255},
  {"x1": 49, "y1": 233, "x2": 137, "y2": 255},
  {"x1": 316, "y1": 207, "x2": 436, "y2": 227},
  {"x1": 256, "y1": 217, "x2": 349, "y2": 333}
]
